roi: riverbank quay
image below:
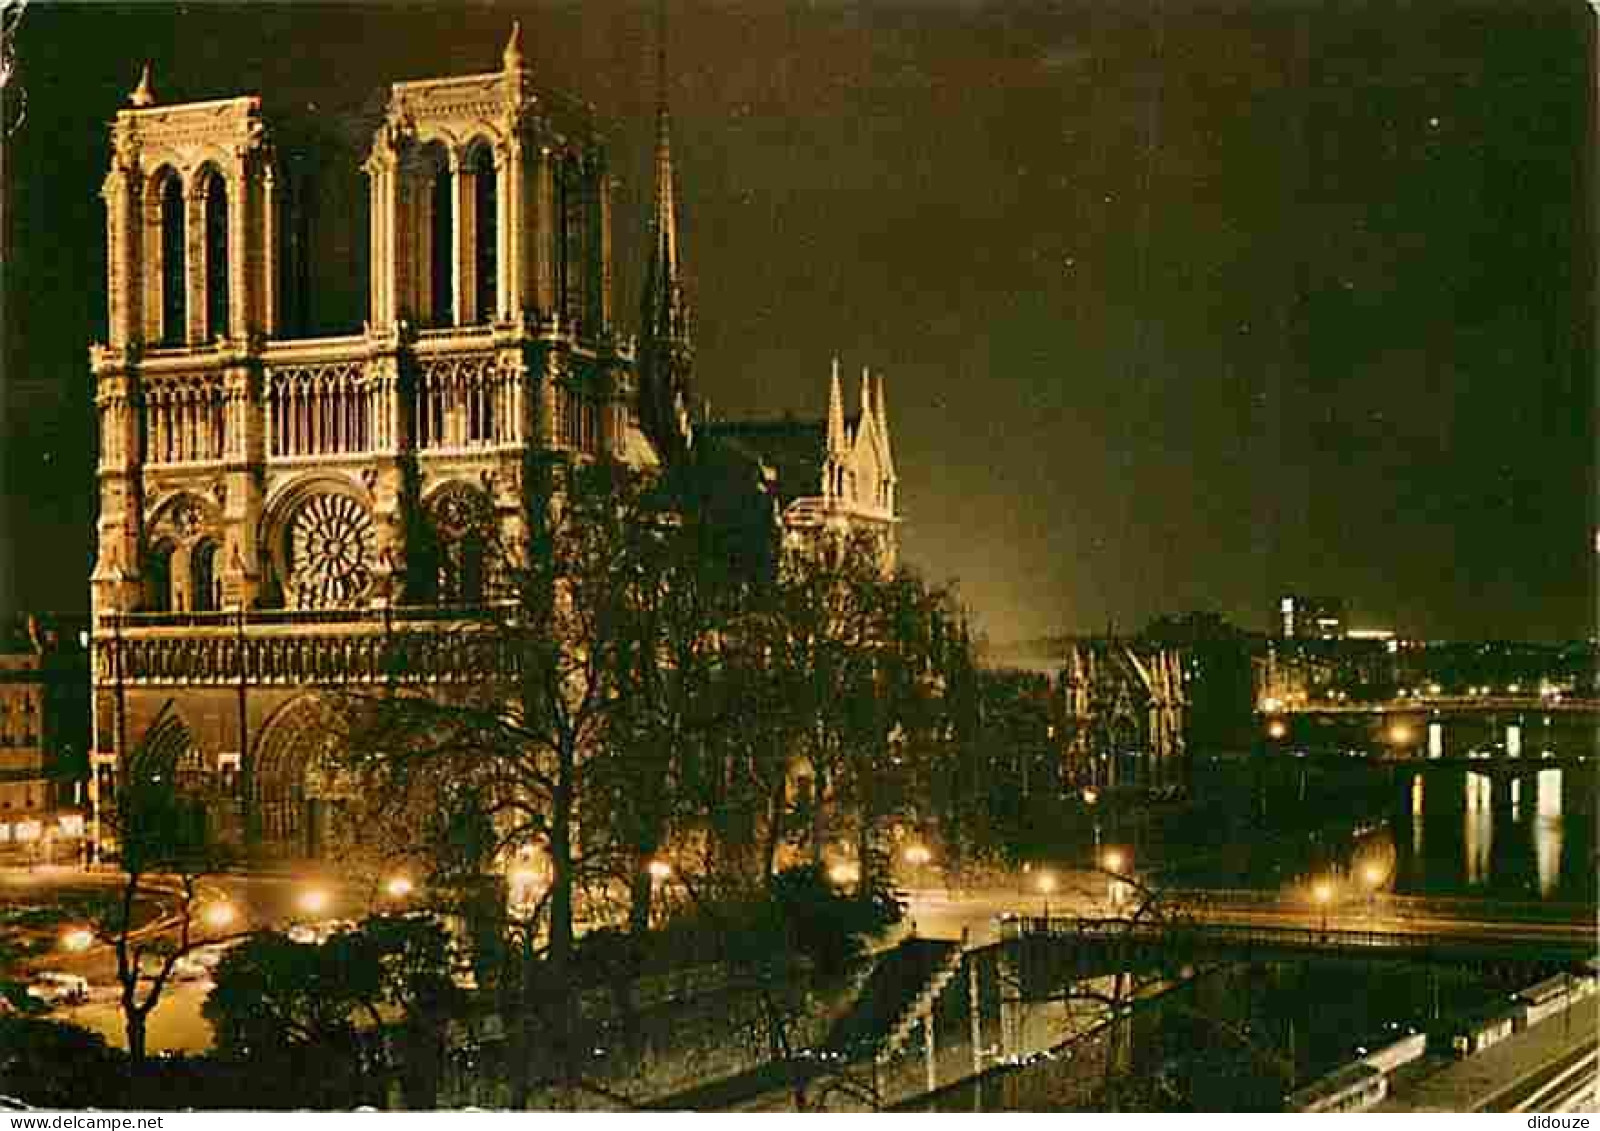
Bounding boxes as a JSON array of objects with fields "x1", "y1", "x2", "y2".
[{"x1": 1379, "y1": 998, "x2": 1599, "y2": 1111}]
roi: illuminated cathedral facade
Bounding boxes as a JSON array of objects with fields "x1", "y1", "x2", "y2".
[{"x1": 87, "y1": 28, "x2": 897, "y2": 860}]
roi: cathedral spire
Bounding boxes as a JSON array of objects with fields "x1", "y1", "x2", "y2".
[
  {"x1": 502, "y1": 21, "x2": 524, "y2": 71},
  {"x1": 875, "y1": 373, "x2": 891, "y2": 447},
  {"x1": 640, "y1": 0, "x2": 687, "y2": 346},
  {"x1": 129, "y1": 62, "x2": 155, "y2": 108},
  {"x1": 637, "y1": 0, "x2": 693, "y2": 463},
  {"x1": 859, "y1": 367, "x2": 873, "y2": 432},
  {"x1": 827, "y1": 358, "x2": 846, "y2": 455}
]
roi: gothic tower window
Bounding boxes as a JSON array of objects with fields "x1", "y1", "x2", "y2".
[
  {"x1": 191, "y1": 539, "x2": 220, "y2": 612},
  {"x1": 158, "y1": 173, "x2": 186, "y2": 346},
  {"x1": 146, "y1": 541, "x2": 176, "y2": 612},
  {"x1": 470, "y1": 142, "x2": 498, "y2": 324},
  {"x1": 201, "y1": 166, "x2": 230, "y2": 340},
  {"x1": 426, "y1": 144, "x2": 454, "y2": 328}
]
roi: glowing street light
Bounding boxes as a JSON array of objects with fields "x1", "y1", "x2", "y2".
[
  {"x1": 61, "y1": 927, "x2": 94, "y2": 952},
  {"x1": 297, "y1": 886, "x2": 330, "y2": 917},
  {"x1": 1313, "y1": 881, "x2": 1333, "y2": 933},
  {"x1": 829, "y1": 861, "x2": 860, "y2": 886},
  {"x1": 202, "y1": 900, "x2": 237, "y2": 930},
  {"x1": 385, "y1": 875, "x2": 414, "y2": 900},
  {"x1": 1103, "y1": 849, "x2": 1129, "y2": 908},
  {"x1": 647, "y1": 858, "x2": 673, "y2": 881},
  {"x1": 1267, "y1": 719, "x2": 1288, "y2": 740},
  {"x1": 1388, "y1": 723, "x2": 1413, "y2": 745},
  {"x1": 904, "y1": 843, "x2": 932, "y2": 867},
  {"x1": 1036, "y1": 870, "x2": 1057, "y2": 920}
]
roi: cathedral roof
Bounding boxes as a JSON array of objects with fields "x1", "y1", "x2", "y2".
[{"x1": 699, "y1": 418, "x2": 825, "y2": 508}]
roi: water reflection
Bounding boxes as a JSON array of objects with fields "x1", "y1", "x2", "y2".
[
  {"x1": 1464, "y1": 772, "x2": 1492, "y2": 886},
  {"x1": 1390, "y1": 765, "x2": 1590, "y2": 901},
  {"x1": 1536, "y1": 769, "x2": 1562, "y2": 898},
  {"x1": 1410, "y1": 775, "x2": 1424, "y2": 861}
]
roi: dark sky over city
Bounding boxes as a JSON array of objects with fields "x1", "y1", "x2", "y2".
[{"x1": 0, "y1": 1, "x2": 1592, "y2": 644}]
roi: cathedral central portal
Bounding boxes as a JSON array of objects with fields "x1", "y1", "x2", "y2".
[{"x1": 250, "y1": 696, "x2": 355, "y2": 860}]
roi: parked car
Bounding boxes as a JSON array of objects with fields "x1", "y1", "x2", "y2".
[
  {"x1": 26, "y1": 972, "x2": 90, "y2": 1006},
  {"x1": 169, "y1": 955, "x2": 210, "y2": 983},
  {"x1": 190, "y1": 941, "x2": 238, "y2": 971},
  {"x1": 288, "y1": 919, "x2": 357, "y2": 946}
]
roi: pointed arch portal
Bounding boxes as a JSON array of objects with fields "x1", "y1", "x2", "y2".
[
  {"x1": 126, "y1": 708, "x2": 209, "y2": 854},
  {"x1": 250, "y1": 695, "x2": 355, "y2": 859}
]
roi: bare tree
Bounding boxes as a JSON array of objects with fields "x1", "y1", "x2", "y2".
[
  {"x1": 87, "y1": 778, "x2": 243, "y2": 1068},
  {"x1": 337, "y1": 461, "x2": 683, "y2": 1103}
]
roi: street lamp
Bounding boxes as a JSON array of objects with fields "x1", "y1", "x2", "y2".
[
  {"x1": 202, "y1": 900, "x2": 237, "y2": 930},
  {"x1": 1313, "y1": 881, "x2": 1332, "y2": 934},
  {"x1": 385, "y1": 875, "x2": 414, "y2": 900},
  {"x1": 648, "y1": 858, "x2": 673, "y2": 881},
  {"x1": 1103, "y1": 849, "x2": 1128, "y2": 909},
  {"x1": 829, "y1": 861, "x2": 859, "y2": 887},
  {"x1": 1267, "y1": 719, "x2": 1288, "y2": 740},
  {"x1": 903, "y1": 842, "x2": 932, "y2": 889},
  {"x1": 1036, "y1": 871, "x2": 1056, "y2": 920},
  {"x1": 61, "y1": 927, "x2": 93, "y2": 952},
  {"x1": 297, "y1": 886, "x2": 330, "y2": 917}
]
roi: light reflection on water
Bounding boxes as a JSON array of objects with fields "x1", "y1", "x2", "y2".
[
  {"x1": 1391, "y1": 765, "x2": 1591, "y2": 901},
  {"x1": 1536, "y1": 768, "x2": 1562, "y2": 897},
  {"x1": 1464, "y1": 771, "x2": 1492, "y2": 886}
]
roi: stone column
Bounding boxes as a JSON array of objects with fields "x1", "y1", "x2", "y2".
[
  {"x1": 142, "y1": 181, "x2": 166, "y2": 344},
  {"x1": 90, "y1": 370, "x2": 145, "y2": 615},
  {"x1": 102, "y1": 167, "x2": 142, "y2": 350},
  {"x1": 364, "y1": 151, "x2": 391, "y2": 326},
  {"x1": 499, "y1": 138, "x2": 521, "y2": 319},
  {"x1": 923, "y1": 1007, "x2": 937, "y2": 1094},
  {"x1": 452, "y1": 151, "x2": 476, "y2": 326},
  {"x1": 185, "y1": 178, "x2": 207, "y2": 344},
  {"x1": 368, "y1": 350, "x2": 412, "y2": 604},
  {"x1": 228, "y1": 158, "x2": 251, "y2": 339},
  {"x1": 262, "y1": 164, "x2": 279, "y2": 337},
  {"x1": 221, "y1": 362, "x2": 262, "y2": 608}
]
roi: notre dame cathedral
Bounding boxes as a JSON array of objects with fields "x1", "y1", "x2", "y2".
[{"x1": 87, "y1": 26, "x2": 898, "y2": 862}]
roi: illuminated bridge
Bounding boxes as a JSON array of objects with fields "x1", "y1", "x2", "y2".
[
  {"x1": 1004, "y1": 915, "x2": 1597, "y2": 967},
  {"x1": 1275, "y1": 696, "x2": 1599, "y2": 718},
  {"x1": 1261, "y1": 696, "x2": 1598, "y2": 761}
]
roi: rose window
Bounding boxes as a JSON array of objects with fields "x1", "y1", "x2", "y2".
[{"x1": 287, "y1": 494, "x2": 376, "y2": 608}]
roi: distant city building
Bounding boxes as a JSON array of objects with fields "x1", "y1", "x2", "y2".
[
  {"x1": 1058, "y1": 638, "x2": 1185, "y2": 795},
  {"x1": 1140, "y1": 611, "x2": 1259, "y2": 752},
  {"x1": 0, "y1": 616, "x2": 89, "y2": 862},
  {"x1": 1276, "y1": 594, "x2": 1346, "y2": 640}
]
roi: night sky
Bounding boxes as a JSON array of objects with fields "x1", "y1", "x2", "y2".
[{"x1": 0, "y1": 1, "x2": 1592, "y2": 644}]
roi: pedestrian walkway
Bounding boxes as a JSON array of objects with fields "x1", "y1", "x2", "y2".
[{"x1": 1377, "y1": 1000, "x2": 1599, "y2": 1112}]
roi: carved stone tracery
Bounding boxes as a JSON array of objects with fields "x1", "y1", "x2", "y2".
[{"x1": 286, "y1": 493, "x2": 376, "y2": 608}]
